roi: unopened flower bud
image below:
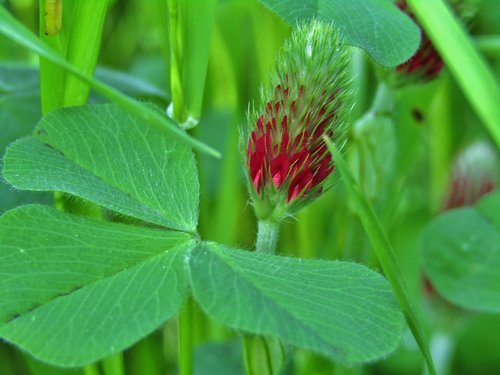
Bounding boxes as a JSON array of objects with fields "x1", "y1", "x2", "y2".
[{"x1": 243, "y1": 21, "x2": 354, "y2": 221}]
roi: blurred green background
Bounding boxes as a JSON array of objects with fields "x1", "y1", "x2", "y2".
[{"x1": 1, "y1": 0, "x2": 500, "y2": 374}]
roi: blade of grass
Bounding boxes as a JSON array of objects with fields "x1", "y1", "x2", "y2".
[
  {"x1": 167, "y1": 0, "x2": 216, "y2": 128},
  {"x1": 178, "y1": 297, "x2": 194, "y2": 375},
  {"x1": 0, "y1": 6, "x2": 220, "y2": 158},
  {"x1": 101, "y1": 353, "x2": 125, "y2": 375},
  {"x1": 428, "y1": 76, "x2": 452, "y2": 213},
  {"x1": 84, "y1": 364, "x2": 101, "y2": 375},
  {"x1": 407, "y1": 0, "x2": 500, "y2": 149},
  {"x1": 39, "y1": 0, "x2": 65, "y2": 113},
  {"x1": 323, "y1": 137, "x2": 437, "y2": 375},
  {"x1": 63, "y1": 0, "x2": 109, "y2": 106}
]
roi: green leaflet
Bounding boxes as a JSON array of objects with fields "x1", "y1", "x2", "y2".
[
  {"x1": 0, "y1": 89, "x2": 407, "y2": 368},
  {"x1": 3, "y1": 103, "x2": 199, "y2": 233},
  {"x1": 421, "y1": 192, "x2": 500, "y2": 313},
  {"x1": 0, "y1": 65, "x2": 52, "y2": 213},
  {"x1": 0, "y1": 205, "x2": 194, "y2": 366},
  {"x1": 188, "y1": 242, "x2": 405, "y2": 365},
  {"x1": 0, "y1": 206, "x2": 405, "y2": 366},
  {"x1": 258, "y1": 0, "x2": 420, "y2": 67}
]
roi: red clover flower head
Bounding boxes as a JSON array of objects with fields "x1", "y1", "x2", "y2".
[{"x1": 243, "y1": 21, "x2": 353, "y2": 221}]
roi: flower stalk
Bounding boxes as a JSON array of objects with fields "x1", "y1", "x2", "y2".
[
  {"x1": 256, "y1": 220, "x2": 280, "y2": 254},
  {"x1": 242, "y1": 20, "x2": 354, "y2": 375}
]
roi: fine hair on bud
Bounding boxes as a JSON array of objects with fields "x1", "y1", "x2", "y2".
[{"x1": 243, "y1": 20, "x2": 354, "y2": 221}]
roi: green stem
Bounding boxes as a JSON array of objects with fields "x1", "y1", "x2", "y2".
[
  {"x1": 101, "y1": 353, "x2": 125, "y2": 375},
  {"x1": 242, "y1": 220, "x2": 284, "y2": 375},
  {"x1": 167, "y1": 0, "x2": 187, "y2": 123},
  {"x1": 256, "y1": 220, "x2": 280, "y2": 254},
  {"x1": 243, "y1": 335, "x2": 285, "y2": 375},
  {"x1": 323, "y1": 137, "x2": 437, "y2": 375},
  {"x1": 63, "y1": 0, "x2": 109, "y2": 106},
  {"x1": 178, "y1": 294, "x2": 194, "y2": 375},
  {"x1": 0, "y1": 7, "x2": 221, "y2": 158},
  {"x1": 38, "y1": 0, "x2": 65, "y2": 114},
  {"x1": 84, "y1": 364, "x2": 101, "y2": 375}
]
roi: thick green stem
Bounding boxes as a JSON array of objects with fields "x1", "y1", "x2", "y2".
[
  {"x1": 84, "y1": 364, "x2": 101, "y2": 375},
  {"x1": 242, "y1": 220, "x2": 284, "y2": 375},
  {"x1": 38, "y1": 0, "x2": 65, "y2": 114},
  {"x1": 256, "y1": 220, "x2": 280, "y2": 254},
  {"x1": 101, "y1": 353, "x2": 125, "y2": 375},
  {"x1": 243, "y1": 335, "x2": 285, "y2": 375},
  {"x1": 178, "y1": 296, "x2": 194, "y2": 375}
]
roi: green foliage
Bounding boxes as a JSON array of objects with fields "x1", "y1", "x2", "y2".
[
  {"x1": 0, "y1": 205, "x2": 193, "y2": 366},
  {"x1": 63, "y1": 0, "x2": 109, "y2": 107},
  {"x1": 3, "y1": 104, "x2": 199, "y2": 233},
  {"x1": 168, "y1": 0, "x2": 216, "y2": 125},
  {"x1": 258, "y1": 0, "x2": 420, "y2": 67},
  {"x1": 189, "y1": 242, "x2": 404, "y2": 365},
  {"x1": 0, "y1": 6, "x2": 220, "y2": 157},
  {"x1": 323, "y1": 137, "x2": 437, "y2": 374},
  {"x1": 0, "y1": 64, "x2": 52, "y2": 213},
  {"x1": 421, "y1": 192, "x2": 500, "y2": 313},
  {"x1": 2, "y1": 1, "x2": 500, "y2": 374},
  {"x1": 407, "y1": 0, "x2": 500, "y2": 148},
  {"x1": 0, "y1": 103, "x2": 405, "y2": 367}
]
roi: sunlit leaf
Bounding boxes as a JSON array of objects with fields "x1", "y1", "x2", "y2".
[
  {"x1": 0, "y1": 205, "x2": 194, "y2": 366},
  {"x1": 188, "y1": 242, "x2": 404, "y2": 364},
  {"x1": 3, "y1": 103, "x2": 199, "y2": 232}
]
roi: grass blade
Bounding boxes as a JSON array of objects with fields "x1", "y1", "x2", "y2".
[
  {"x1": 407, "y1": 0, "x2": 500, "y2": 149},
  {"x1": 168, "y1": 0, "x2": 216, "y2": 127},
  {"x1": 63, "y1": 0, "x2": 109, "y2": 106},
  {"x1": 0, "y1": 6, "x2": 220, "y2": 158},
  {"x1": 323, "y1": 137, "x2": 437, "y2": 375}
]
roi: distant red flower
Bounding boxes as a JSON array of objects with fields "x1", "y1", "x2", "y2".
[
  {"x1": 443, "y1": 142, "x2": 498, "y2": 210},
  {"x1": 424, "y1": 142, "x2": 498, "y2": 301},
  {"x1": 247, "y1": 84, "x2": 335, "y2": 203},
  {"x1": 396, "y1": 1, "x2": 444, "y2": 81}
]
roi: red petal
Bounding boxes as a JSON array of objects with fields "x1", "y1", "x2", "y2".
[
  {"x1": 270, "y1": 153, "x2": 290, "y2": 188},
  {"x1": 288, "y1": 169, "x2": 313, "y2": 201}
]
